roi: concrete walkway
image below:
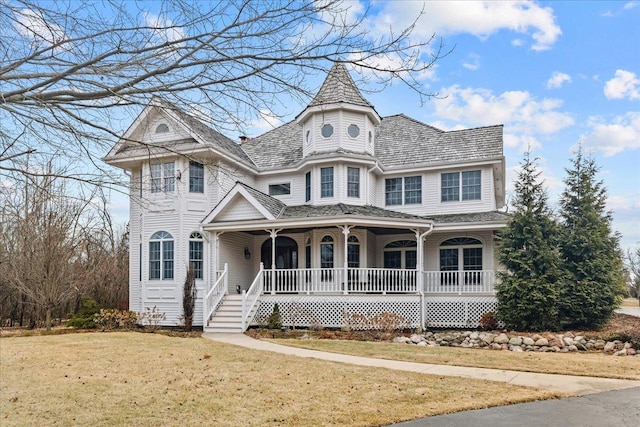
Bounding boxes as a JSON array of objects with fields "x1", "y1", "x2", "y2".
[
  {"x1": 617, "y1": 306, "x2": 640, "y2": 317},
  {"x1": 203, "y1": 333, "x2": 640, "y2": 396}
]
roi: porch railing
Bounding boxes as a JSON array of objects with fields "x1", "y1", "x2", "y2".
[
  {"x1": 204, "y1": 263, "x2": 227, "y2": 324},
  {"x1": 241, "y1": 262, "x2": 264, "y2": 332},
  {"x1": 263, "y1": 268, "x2": 419, "y2": 294},
  {"x1": 423, "y1": 270, "x2": 495, "y2": 294},
  {"x1": 259, "y1": 268, "x2": 496, "y2": 295}
]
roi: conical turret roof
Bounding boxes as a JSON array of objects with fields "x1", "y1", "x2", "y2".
[{"x1": 307, "y1": 63, "x2": 374, "y2": 108}]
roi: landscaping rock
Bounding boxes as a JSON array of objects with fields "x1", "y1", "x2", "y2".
[
  {"x1": 535, "y1": 338, "x2": 549, "y2": 346},
  {"x1": 494, "y1": 333, "x2": 509, "y2": 344},
  {"x1": 509, "y1": 336, "x2": 523, "y2": 346},
  {"x1": 522, "y1": 337, "x2": 535, "y2": 346}
]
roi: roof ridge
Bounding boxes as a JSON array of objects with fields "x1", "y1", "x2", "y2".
[{"x1": 382, "y1": 113, "x2": 444, "y2": 132}]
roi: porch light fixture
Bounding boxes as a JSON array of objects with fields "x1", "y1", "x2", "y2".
[{"x1": 244, "y1": 247, "x2": 251, "y2": 259}]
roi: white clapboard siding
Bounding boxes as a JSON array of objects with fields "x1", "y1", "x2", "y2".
[
  {"x1": 218, "y1": 233, "x2": 256, "y2": 292},
  {"x1": 423, "y1": 230, "x2": 495, "y2": 271}
]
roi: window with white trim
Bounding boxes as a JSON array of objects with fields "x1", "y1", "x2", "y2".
[
  {"x1": 305, "y1": 172, "x2": 311, "y2": 202},
  {"x1": 268, "y1": 183, "x2": 291, "y2": 196},
  {"x1": 189, "y1": 232, "x2": 203, "y2": 280},
  {"x1": 441, "y1": 170, "x2": 481, "y2": 202},
  {"x1": 320, "y1": 235, "x2": 334, "y2": 269},
  {"x1": 385, "y1": 176, "x2": 421, "y2": 206},
  {"x1": 189, "y1": 161, "x2": 204, "y2": 193},
  {"x1": 347, "y1": 235, "x2": 360, "y2": 268},
  {"x1": 149, "y1": 231, "x2": 174, "y2": 280},
  {"x1": 439, "y1": 237, "x2": 483, "y2": 285},
  {"x1": 383, "y1": 240, "x2": 417, "y2": 269},
  {"x1": 347, "y1": 167, "x2": 360, "y2": 198},
  {"x1": 321, "y1": 167, "x2": 333, "y2": 198},
  {"x1": 150, "y1": 162, "x2": 175, "y2": 193}
]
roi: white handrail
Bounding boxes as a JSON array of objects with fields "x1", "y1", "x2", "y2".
[
  {"x1": 241, "y1": 262, "x2": 264, "y2": 332},
  {"x1": 204, "y1": 263, "x2": 227, "y2": 324},
  {"x1": 423, "y1": 270, "x2": 495, "y2": 294}
]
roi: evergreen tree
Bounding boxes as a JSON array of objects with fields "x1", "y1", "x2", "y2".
[
  {"x1": 496, "y1": 151, "x2": 562, "y2": 331},
  {"x1": 557, "y1": 148, "x2": 625, "y2": 328}
]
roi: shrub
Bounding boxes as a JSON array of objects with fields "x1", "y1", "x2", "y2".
[
  {"x1": 93, "y1": 309, "x2": 137, "y2": 330},
  {"x1": 68, "y1": 299, "x2": 101, "y2": 329},
  {"x1": 138, "y1": 306, "x2": 166, "y2": 331},
  {"x1": 267, "y1": 303, "x2": 282, "y2": 329},
  {"x1": 478, "y1": 312, "x2": 498, "y2": 331}
]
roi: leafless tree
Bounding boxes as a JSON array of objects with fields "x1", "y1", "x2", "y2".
[
  {"x1": 627, "y1": 247, "x2": 640, "y2": 301},
  {"x1": 1, "y1": 0, "x2": 446, "y2": 186},
  {"x1": 0, "y1": 164, "x2": 130, "y2": 327}
]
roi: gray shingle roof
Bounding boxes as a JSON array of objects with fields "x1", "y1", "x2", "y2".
[
  {"x1": 169, "y1": 105, "x2": 255, "y2": 165},
  {"x1": 427, "y1": 211, "x2": 510, "y2": 224},
  {"x1": 280, "y1": 203, "x2": 426, "y2": 220},
  {"x1": 237, "y1": 113, "x2": 502, "y2": 170},
  {"x1": 308, "y1": 63, "x2": 374, "y2": 108},
  {"x1": 375, "y1": 115, "x2": 503, "y2": 167},
  {"x1": 236, "y1": 182, "x2": 286, "y2": 218},
  {"x1": 240, "y1": 120, "x2": 302, "y2": 169}
]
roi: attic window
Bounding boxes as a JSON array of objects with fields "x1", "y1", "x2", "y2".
[
  {"x1": 348, "y1": 124, "x2": 360, "y2": 138},
  {"x1": 305, "y1": 130, "x2": 311, "y2": 144},
  {"x1": 368, "y1": 131, "x2": 373, "y2": 146},
  {"x1": 155, "y1": 123, "x2": 169, "y2": 133},
  {"x1": 321, "y1": 124, "x2": 333, "y2": 138}
]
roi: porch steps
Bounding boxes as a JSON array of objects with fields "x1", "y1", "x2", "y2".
[{"x1": 204, "y1": 294, "x2": 258, "y2": 333}]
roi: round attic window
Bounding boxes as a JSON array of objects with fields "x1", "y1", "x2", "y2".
[
  {"x1": 321, "y1": 124, "x2": 334, "y2": 138},
  {"x1": 155, "y1": 123, "x2": 169, "y2": 133},
  {"x1": 347, "y1": 124, "x2": 360, "y2": 138}
]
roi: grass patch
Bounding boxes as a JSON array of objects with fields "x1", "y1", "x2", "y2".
[
  {"x1": 622, "y1": 298, "x2": 639, "y2": 307},
  {"x1": 272, "y1": 339, "x2": 640, "y2": 380},
  {"x1": 0, "y1": 332, "x2": 561, "y2": 427}
]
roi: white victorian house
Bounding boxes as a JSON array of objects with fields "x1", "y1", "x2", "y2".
[{"x1": 104, "y1": 63, "x2": 508, "y2": 332}]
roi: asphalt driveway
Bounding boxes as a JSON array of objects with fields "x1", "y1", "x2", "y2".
[{"x1": 389, "y1": 386, "x2": 640, "y2": 427}]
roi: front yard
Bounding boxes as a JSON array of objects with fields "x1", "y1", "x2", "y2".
[{"x1": 1, "y1": 332, "x2": 561, "y2": 427}]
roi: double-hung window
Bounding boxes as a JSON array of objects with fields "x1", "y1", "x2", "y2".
[
  {"x1": 385, "y1": 176, "x2": 421, "y2": 206},
  {"x1": 321, "y1": 167, "x2": 333, "y2": 198},
  {"x1": 188, "y1": 232, "x2": 204, "y2": 279},
  {"x1": 404, "y1": 176, "x2": 422, "y2": 204},
  {"x1": 347, "y1": 167, "x2": 360, "y2": 198},
  {"x1": 149, "y1": 231, "x2": 174, "y2": 280},
  {"x1": 385, "y1": 178, "x2": 402, "y2": 206},
  {"x1": 189, "y1": 161, "x2": 204, "y2": 193},
  {"x1": 150, "y1": 162, "x2": 175, "y2": 193},
  {"x1": 441, "y1": 170, "x2": 481, "y2": 202}
]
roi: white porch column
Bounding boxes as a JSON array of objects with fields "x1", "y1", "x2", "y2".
[
  {"x1": 339, "y1": 225, "x2": 354, "y2": 295},
  {"x1": 267, "y1": 228, "x2": 282, "y2": 295},
  {"x1": 413, "y1": 225, "x2": 434, "y2": 329},
  {"x1": 212, "y1": 232, "x2": 223, "y2": 285}
]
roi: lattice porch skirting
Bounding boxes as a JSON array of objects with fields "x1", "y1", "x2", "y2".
[{"x1": 252, "y1": 295, "x2": 498, "y2": 329}]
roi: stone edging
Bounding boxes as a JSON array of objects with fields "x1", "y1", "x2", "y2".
[{"x1": 393, "y1": 330, "x2": 637, "y2": 356}]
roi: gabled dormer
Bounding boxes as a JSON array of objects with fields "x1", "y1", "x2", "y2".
[{"x1": 296, "y1": 63, "x2": 381, "y2": 158}]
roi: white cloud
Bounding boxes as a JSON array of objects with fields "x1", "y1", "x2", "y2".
[
  {"x1": 432, "y1": 84, "x2": 574, "y2": 135},
  {"x1": 14, "y1": 8, "x2": 65, "y2": 46},
  {"x1": 249, "y1": 109, "x2": 284, "y2": 134},
  {"x1": 604, "y1": 70, "x2": 640, "y2": 100},
  {"x1": 143, "y1": 12, "x2": 186, "y2": 55},
  {"x1": 546, "y1": 71, "x2": 571, "y2": 89},
  {"x1": 581, "y1": 112, "x2": 640, "y2": 156},
  {"x1": 372, "y1": 1, "x2": 561, "y2": 51},
  {"x1": 505, "y1": 156, "x2": 563, "y2": 209},
  {"x1": 462, "y1": 53, "x2": 480, "y2": 70},
  {"x1": 624, "y1": 1, "x2": 639, "y2": 10}
]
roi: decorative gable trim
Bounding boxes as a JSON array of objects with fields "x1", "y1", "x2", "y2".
[{"x1": 202, "y1": 182, "x2": 283, "y2": 224}]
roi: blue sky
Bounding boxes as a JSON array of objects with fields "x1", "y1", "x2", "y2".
[
  {"x1": 238, "y1": 1, "x2": 639, "y2": 252},
  {"x1": 77, "y1": 1, "x2": 637, "y2": 251}
]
